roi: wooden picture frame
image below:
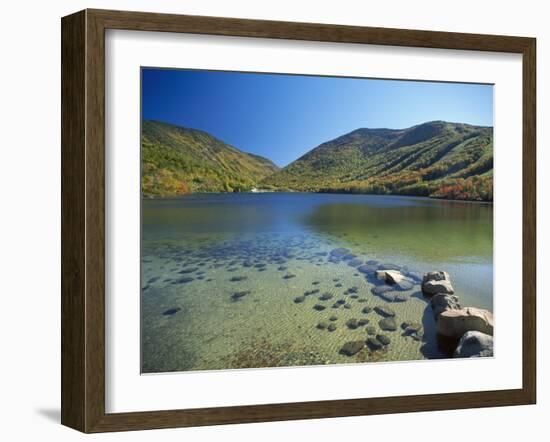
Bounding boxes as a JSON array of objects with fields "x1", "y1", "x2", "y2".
[{"x1": 61, "y1": 8, "x2": 536, "y2": 433}]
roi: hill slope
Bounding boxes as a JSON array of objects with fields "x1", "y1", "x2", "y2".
[
  {"x1": 262, "y1": 121, "x2": 493, "y2": 201},
  {"x1": 141, "y1": 120, "x2": 279, "y2": 196}
]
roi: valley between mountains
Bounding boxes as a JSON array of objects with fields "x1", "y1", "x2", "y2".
[{"x1": 141, "y1": 119, "x2": 493, "y2": 201}]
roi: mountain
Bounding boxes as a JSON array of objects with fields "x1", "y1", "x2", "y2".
[
  {"x1": 262, "y1": 121, "x2": 493, "y2": 201},
  {"x1": 141, "y1": 120, "x2": 279, "y2": 196}
]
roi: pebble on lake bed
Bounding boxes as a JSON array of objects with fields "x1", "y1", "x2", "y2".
[
  {"x1": 340, "y1": 340, "x2": 365, "y2": 356},
  {"x1": 376, "y1": 334, "x2": 391, "y2": 346},
  {"x1": 374, "y1": 306, "x2": 396, "y2": 317},
  {"x1": 231, "y1": 290, "x2": 250, "y2": 301},
  {"x1": 379, "y1": 317, "x2": 398, "y2": 331},
  {"x1": 366, "y1": 326, "x2": 377, "y2": 336},
  {"x1": 230, "y1": 276, "x2": 247, "y2": 282},
  {"x1": 173, "y1": 276, "x2": 194, "y2": 284},
  {"x1": 366, "y1": 337, "x2": 384, "y2": 350}
]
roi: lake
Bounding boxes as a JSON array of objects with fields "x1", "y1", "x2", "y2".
[{"x1": 141, "y1": 193, "x2": 493, "y2": 373}]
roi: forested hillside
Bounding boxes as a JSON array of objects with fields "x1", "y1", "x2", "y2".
[
  {"x1": 262, "y1": 121, "x2": 493, "y2": 201},
  {"x1": 141, "y1": 120, "x2": 279, "y2": 196}
]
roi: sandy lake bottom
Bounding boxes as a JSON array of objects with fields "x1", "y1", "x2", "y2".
[{"x1": 141, "y1": 193, "x2": 493, "y2": 373}]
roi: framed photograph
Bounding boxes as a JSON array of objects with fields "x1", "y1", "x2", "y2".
[{"x1": 61, "y1": 9, "x2": 536, "y2": 433}]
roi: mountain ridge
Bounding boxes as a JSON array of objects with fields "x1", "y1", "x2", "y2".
[
  {"x1": 141, "y1": 120, "x2": 279, "y2": 196},
  {"x1": 262, "y1": 120, "x2": 493, "y2": 201},
  {"x1": 141, "y1": 120, "x2": 493, "y2": 201}
]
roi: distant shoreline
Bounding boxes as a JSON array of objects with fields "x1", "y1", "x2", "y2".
[{"x1": 142, "y1": 190, "x2": 494, "y2": 204}]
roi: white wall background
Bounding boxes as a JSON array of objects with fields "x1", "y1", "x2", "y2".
[{"x1": 0, "y1": 0, "x2": 546, "y2": 440}]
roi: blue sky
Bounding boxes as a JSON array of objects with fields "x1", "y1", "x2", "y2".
[{"x1": 142, "y1": 68, "x2": 493, "y2": 167}]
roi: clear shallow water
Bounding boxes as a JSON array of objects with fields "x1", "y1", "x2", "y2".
[{"x1": 141, "y1": 193, "x2": 493, "y2": 373}]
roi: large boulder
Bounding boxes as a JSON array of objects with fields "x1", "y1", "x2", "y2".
[
  {"x1": 437, "y1": 307, "x2": 494, "y2": 338},
  {"x1": 422, "y1": 271, "x2": 454, "y2": 296},
  {"x1": 454, "y1": 331, "x2": 494, "y2": 358},
  {"x1": 431, "y1": 293, "x2": 461, "y2": 318}
]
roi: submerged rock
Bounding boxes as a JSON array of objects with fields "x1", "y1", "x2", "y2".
[
  {"x1": 379, "y1": 317, "x2": 398, "y2": 331},
  {"x1": 362, "y1": 306, "x2": 372, "y2": 314},
  {"x1": 437, "y1": 307, "x2": 494, "y2": 338},
  {"x1": 313, "y1": 304, "x2": 326, "y2": 311},
  {"x1": 366, "y1": 326, "x2": 377, "y2": 335},
  {"x1": 327, "y1": 323, "x2": 337, "y2": 332},
  {"x1": 317, "y1": 321, "x2": 329, "y2": 330},
  {"x1": 230, "y1": 276, "x2": 247, "y2": 282},
  {"x1": 406, "y1": 271, "x2": 424, "y2": 283},
  {"x1": 374, "y1": 306, "x2": 396, "y2": 317},
  {"x1": 319, "y1": 293, "x2": 334, "y2": 301},
  {"x1": 293, "y1": 296, "x2": 306, "y2": 304},
  {"x1": 162, "y1": 307, "x2": 181, "y2": 316},
  {"x1": 376, "y1": 334, "x2": 391, "y2": 346},
  {"x1": 401, "y1": 322, "x2": 423, "y2": 340},
  {"x1": 401, "y1": 322, "x2": 422, "y2": 333},
  {"x1": 173, "y1": 276, "x2": 194, "y2": 284},
  {"x1": 304, "y1": 289, "x2": 320, "y2": 296},
  {"x1": 395, "y1": 280, "x2": 415, "y2": 291},
  {"x1": 346, "y1": 318, "x2": 360, "y2": 329},
  {"x1": 330, "y1": 248, "x2": 349, "y2": 258},
  {"x1": 347, "y1": 258, "x2": 363, "y2": 267},
  {"x1": 231, "y1": 290, "x2": 251, "y2": 301},
  {"x1": 376, "y1": 270, "x2": 415, "y2": 291},
  {"x1": 454, "y1": 331, "x2": 494, "y2": 358},
  {"x1": 371, "y1": 285, "x2": 393, "y2": 296},
  {"x1": 178, "y1": 267, "x2": 197, "y2": 274},
  {"x1": 283, "y1": 273, "x2": 296, "y2": 280},
  {"x1": 375, "y1": 269, "x2": 402, "y2": 284},
  {"x1": 357, "y1": 264, "x2": 377, "y2": 275},
  {"x1": 340, "y1": 340, "x2": 365, "y2": 356},
  {"x1": 329, "y1": 315, "x2": 338, "y2": 321},
  {"x1": 366, "y1": 337, "x2": 384, "y2": 350}
]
